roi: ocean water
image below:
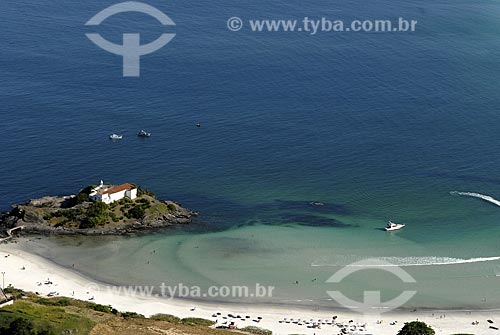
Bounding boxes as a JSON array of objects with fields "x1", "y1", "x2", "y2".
[{"x1": 2, "y1": 0, "x2": 500, "y2": 309}]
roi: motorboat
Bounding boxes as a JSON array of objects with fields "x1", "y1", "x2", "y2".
[
  {"x1": 385, "y1": 221, "x2": 405, "y2": 231},
  {"x1": 137, "y1": 130, "x2": 151, "y2": 137},
  {"x1": 109, "y1": 134, "x2": 123, "y2": 140}
]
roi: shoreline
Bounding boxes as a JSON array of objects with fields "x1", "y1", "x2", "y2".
[{"x1": 1, "y1": 241, "x2": 499, "y2": 334}]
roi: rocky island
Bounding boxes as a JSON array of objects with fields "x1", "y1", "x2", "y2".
[{"x1": 0, "y1": 181, "x2": 198, "y2": 238}]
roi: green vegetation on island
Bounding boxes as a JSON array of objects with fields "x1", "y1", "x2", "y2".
[
  {"x1": 43, "y1": 186, "x2": 163, "y2": 229},
  {"x1": 0, "y1": 183, "x2": 197, "y2": 237}
]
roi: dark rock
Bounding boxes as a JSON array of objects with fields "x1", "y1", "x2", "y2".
[{"x1": 1, "y1": 194, "x2": 199, "y2": 239}]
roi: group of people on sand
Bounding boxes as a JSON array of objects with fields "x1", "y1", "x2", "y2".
[
  {"x1": 275, "y1": 315, "x2": 368, "y2": 333},
  {"x1": 211, "y1": 312, "x2": 264, "y2": 328}
]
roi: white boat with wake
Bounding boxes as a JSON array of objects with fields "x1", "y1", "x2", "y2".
[
  {"x1": 385, "y1": 221, "x2": 405, "y2": 231},
  {"x1": 109, "y1": 134, "x2": 123, "y2": 140}
]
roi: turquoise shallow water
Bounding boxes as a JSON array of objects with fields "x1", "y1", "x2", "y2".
[
  {"x1": 2, "y1": 0, "x2": 500, "y2": 309},
  {"x1": 25, "y1": 211, "x2": 500, "y2": 309}
]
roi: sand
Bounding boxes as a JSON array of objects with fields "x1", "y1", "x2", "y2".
[{"x1": 0, "y1": 241, "x2": 498, "y2": 335}]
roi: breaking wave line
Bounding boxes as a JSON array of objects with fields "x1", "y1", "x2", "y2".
[{"x1": 311, "y1": 256, "x2": 500, "y2": 267}]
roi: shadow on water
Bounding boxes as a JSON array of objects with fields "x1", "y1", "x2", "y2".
[
  {"x1": 196, "y1": 236, "x2": 275, "y2": 259},
  {"x1": 254, "y1": 200, "x2": 352, "y2": 216},
  {"x1": 161, "y1": 194, "x2": 355, "y2": 234},
  {"x1": 257, "y1": 213, "x2": 352, "y2": 228}
]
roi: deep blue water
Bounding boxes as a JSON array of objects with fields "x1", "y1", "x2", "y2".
[
  {"x1": 3, "y1": 0, "x2": 500, "y2": 308},
  {"x1": 2, "y1": 0, "x2": 500, "y2": 221},
  {"x1": 3, "y1": 0, "x2": 500, "y2": 235}
]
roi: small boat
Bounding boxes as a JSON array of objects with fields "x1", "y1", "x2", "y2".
[
  {"x1": 137, "y1": 130, "x2": 151, "y2": 137},
  {"x1": 385, "y1": 221, "x2": 405, "y2": 231},
  {"x1": 109, "y1": 134, "x2": 123, "y2": 140}
]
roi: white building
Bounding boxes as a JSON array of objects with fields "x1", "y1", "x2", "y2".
[{"x1": 89, "y1": 181, "x2": 138, "y2": 204}]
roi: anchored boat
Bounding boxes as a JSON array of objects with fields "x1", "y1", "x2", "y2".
[
  {"x1": 385, "y1": 221, "x2": 405, "y2": 231},
  {"x1": 137, "y1": 130, "x2": 151, "y2": 137}
]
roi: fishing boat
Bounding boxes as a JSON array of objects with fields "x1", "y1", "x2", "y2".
[
  {"x1": 137, "y1": 130, "x2": 151, "y2": 137},
  {"x1": 109, "y1": 134, "x2": 123, "y2": 140}
]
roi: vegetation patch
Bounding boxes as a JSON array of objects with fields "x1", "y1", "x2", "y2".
[
  {"x1": 180, "y1": 317, "x2": 215, "y2": 326},
  {"x1": 86, "y1": 302, "x2": 118, "y2": 314},
  {"x1": 81, "y1": 201, "x2": 110, "y2": 228},
  {"x1": 0, "y1": 300, "x2": 95, "y2": 335},
  {"x1": 397, "y1": 321, "x2": 435, "y2": 335},
  {"x1": 241, "y1": 326, "x2": 273, "y2": 335},
  {"x1": 0, "y1": 290, "x2": 255, "y2": 335},
  {"x1": 121, "y1": 311, "x2": 145, "y2": 319},
  {"x1": 36, "y1": 297, "x2": 71, "y2": 306},
  {"x1": 1, "y1": 183, "x2": 197, "y2": 237},
  {"x1": 150, "y1": 313, "x2": 181, "y2": 323}
]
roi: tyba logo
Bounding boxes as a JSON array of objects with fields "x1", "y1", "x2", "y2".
[
  {"x1": 86, "y1": 2, "x2": 176, "y2": 77},
  {"x1": 326, "y1": 258, "x2": 417, "y2": 316}
]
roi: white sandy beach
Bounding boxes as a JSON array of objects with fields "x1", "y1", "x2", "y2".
[{"x1": 0, "y1": 241, "x2": 499, "y2": 335}]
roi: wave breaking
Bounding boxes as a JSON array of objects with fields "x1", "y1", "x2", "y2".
[{"x1": 311, "y1": 256, "x2": 500, "y2": 267}]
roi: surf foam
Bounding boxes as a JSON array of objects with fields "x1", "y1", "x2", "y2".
[{"x1": 311, "y1": 256, "x2": 500, "y2": 267}]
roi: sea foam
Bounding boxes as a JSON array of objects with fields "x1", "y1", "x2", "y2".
[{"x1": 311, "y1": 256, "x2": 500, "y2": 267}]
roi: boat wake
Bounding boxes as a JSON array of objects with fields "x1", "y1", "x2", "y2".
[
  {"x1": 311, "y1": 256, "x2": 500, "y2": 267},
  {"x1": 450, "y1": 191, "x2": 500, "y2": 207}
]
